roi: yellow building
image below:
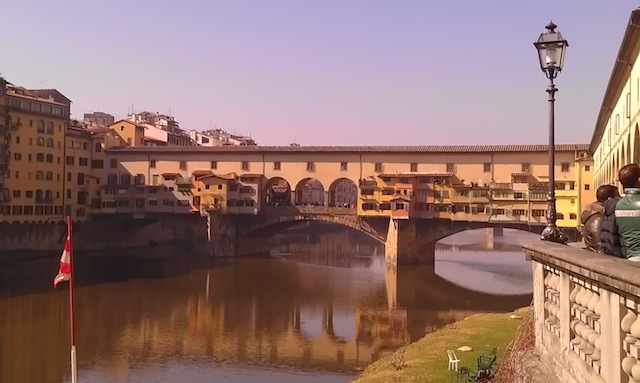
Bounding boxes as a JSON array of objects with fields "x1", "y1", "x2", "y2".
[
  {"x1": 0, "y1": 77, "x2": 7, "y2": 217},
  {"x1": 65, "y1": 123, "x2": 97, "y2": 221},
  {"x1": 107, "y1": 120, "x2": 145, "y2": 148},
  {"x1": 591, "y1": 8, "x2": 640, "y2": 189},
  {"x1": 2, "y1": 85, "x2": 71, "y2": 222},
  {"x1": 103, "y1": 145, "x2": 592, "y2": 228},
  {"x1": 193, "y1": 172, "x2": 233, "y2": 214}
]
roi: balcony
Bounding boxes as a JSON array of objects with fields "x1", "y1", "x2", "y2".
[
  {"x1": 451, "y1": 195, "x2": 470, "y2": 203},
  {"x1": 176, "y1": 176, "x2": 192, "y2": 190},
  {"x1": 490, "y1": 183, "x2": 512, "y2": 190},
  {"x1": 35, "y1": 196, "x2": 54, "y2": 204}
]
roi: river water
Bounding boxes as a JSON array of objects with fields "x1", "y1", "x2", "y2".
[{"x1": 0, "y1": 225, "x2": 537, "y2": 383}]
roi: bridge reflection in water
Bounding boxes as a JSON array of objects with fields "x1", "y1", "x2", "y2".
[{"x1": 0, "y1": 226, "x2": 533, "y2": 383}]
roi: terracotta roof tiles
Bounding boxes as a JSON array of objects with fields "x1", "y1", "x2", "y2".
[{"x1": 106, "y1": 144, "x2": 589, "y2": 154}]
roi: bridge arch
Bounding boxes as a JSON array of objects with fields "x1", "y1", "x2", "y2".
[
  {"x1": 264, "y1": 177, "x2": 292, "y2": 206},
  {"x1": 328, "y1": 178, "x2": 357, "y2": 208},
  {"x1": 295, "y1": 178, "x2": 325, "y2": 206}
]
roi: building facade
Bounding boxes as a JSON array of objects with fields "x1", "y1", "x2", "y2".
[
  {"x1": 101, "y1": 145, "x2": 592, "y2": 227},
  {"x1": 0, "y1": 78, "x2": 7, "y2": 217},
  {"x1": 2, "y1": 85, "x2": 71, "y2": 221},
  {"x1": 83, "y1": 112, "x2": 115, "y2": 127},
  {"x1": 591, "y1": 8, "x2": 640, "y2": 188}
]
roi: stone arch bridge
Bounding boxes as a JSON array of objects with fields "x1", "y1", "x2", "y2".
[{"x1": 208, "y1": 205, "x2": 579, "y2": 265}]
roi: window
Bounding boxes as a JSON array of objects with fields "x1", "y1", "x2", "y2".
[
  {"x1": 557, "y1": 213, "x2": 565, "y2": 220},
  {"x1": 532, "y1": 209, "x2": 546, "y2": 217},
  {"x1": 95, "y1": 142, "x2": 102, "y2": 152},
  {"x1": 210, "y1": 161, "x2": 217, "y2": 169},
  {"x1": 410, "y1": 163, "x2": 418, "y2": 172},
  {"x1": 127, "y1": 137, "x2": 132, "y2": 146},
  {"x1": 152, "y1": 175, "x2": 159, "y2": 185},
  {"x1": 26, "y1": 191, "x2": 33, "y2": 198},
  {"x1": 92, "y1": 160, "x2": 104, "y2": 169},
  {"x1": 570, "y1": 213, "x2": 577, "y2": 220},
  {"x1": 341, "y1": 162, "x2": 348, "y2": 171},
  {"x1": 77, "y1": 173, "x2": 85, "y2": 185},
  {"x1": 512, "y1": 209, "x2": 526, "y2": 216},
  {"x1": 66, "y1": 156, "x2": 75, "y2": 165},
  {"x1": 13, "y1": 190, "x2": 20, "y2": 198},
  {"x1": 37, "y1": 137, "x2": 45, "y2": 146},
  {"x1": 561, "y1": 162, "x2": 570, "y2": 172},
  {"x1": 179, "y1": 161, "x2": 187, "y2": 170},
  {"x1": 79, "y1": 157, "x2": 88, "y2": 166},
  {"x1": 375, "y1": 163, "x2": 383, "y2": 172},
  {"x1": 37, "y1": 120, "x2": 45, "y2": 133},
  {"x1": 120, "y1": 174, "x2": 131, "y2": 185},
  {"x1": 36, "y1": 153, "x2": 44, "y2": 162},
  {"x1": 67, "y1": 172, "x2": 72, "y2": 182},
  {"x1": 274, "y1": 162, "x2": 281, "y2": 171},
  {"x1": 46, "y1": 138, "x2": 54, "y2": 147},
  {"x1": 585, "y1": 184, "x2": 590, "y2": 191},
  {"x1": 149, "y1": 160, "x2": 156, "y2": 168},
  {"x1": 46, "y1": 154, "x2": 53, "y2": 163},
  {"x1": 521, "y1": 163, "x2": 531, "y2": 172},
  {"x1": 514, "y1": 192, "x2": 526, "y2": 199},
  {"x1": 555, "y1": 182, "x2": 565, "y2": 190},
  {"x1": 483, "y1": 163, "x2": 491, "y2": 172},
  {"x1": 134, "y1": 174, "x2": 145, "y2": 185},
  {"x1": 585, "y1": 165, "x2": 591, "y2": 171},
  {"x1": 46, "y1": 121, "x2": 54, "y2": 134},
  {"x1": 242, "y1": 161, "x2": 249, "y2": 171},
  {"x1": 446, "y1": 163, "x2": 455, "y2": 172},
  {"x1": 306, "y1": 162, "x2": 315, "y2": 171},
  {"x1": 110, "y1": 159, "x2": 117, "y2": 168},
  {"x1": 36, "y1": 171, "x2": 44, "y2": 180},
  {"x1": 66, "y1": 189, "x2": 71, "y2": 199},
  {"x1": 13, "y1": 153, "x2": 21, "y2": 160}
]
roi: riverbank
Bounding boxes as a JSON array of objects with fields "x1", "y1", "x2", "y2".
[{"x1": 352, "y1": 307, "x2": 531, "y2": 383}]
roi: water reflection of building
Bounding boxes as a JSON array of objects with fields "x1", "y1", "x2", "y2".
[
  {"x1": 271, "y1": 224, "x2": 384, "y2": 267},
  {"x1": 0, "y1": 235, "x2": 533, "y2": 383}
]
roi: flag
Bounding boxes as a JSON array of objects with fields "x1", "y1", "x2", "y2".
[{"x1": 54, "y1": 231, "x2": 72, "y2": 287}]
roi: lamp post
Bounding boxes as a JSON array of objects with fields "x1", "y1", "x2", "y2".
[{"x1": 534, "y1": 21, "x2": 569, "y2": 244}]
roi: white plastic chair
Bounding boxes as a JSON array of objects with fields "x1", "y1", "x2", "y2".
[{"x1": 447, "y1": 349, "x2": 460, "y2": 371}]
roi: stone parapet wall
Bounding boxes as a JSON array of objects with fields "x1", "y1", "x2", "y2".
[
  {"x1": 0, "y1": 214, "x2": 208, "y2": 255},
  {"x1": 522, "y1": 241, "x2": 640, "y2": 383}
]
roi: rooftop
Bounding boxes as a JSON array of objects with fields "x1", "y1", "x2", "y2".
[{"x1": 106, "y1": 144, "x2": 589, "y2": 154}]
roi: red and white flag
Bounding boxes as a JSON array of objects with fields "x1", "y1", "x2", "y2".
[{"x1": 54, "y1": 232, "x2": 72, "y2": 287}]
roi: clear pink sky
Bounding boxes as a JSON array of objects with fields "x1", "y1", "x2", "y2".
[{"x1": 1, "y1": 1, "x2": 633, "y2": 146}]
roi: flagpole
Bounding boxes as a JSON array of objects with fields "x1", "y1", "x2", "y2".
[{"x1": 67, "y1": 215, "x2": 78, "y2": 383}]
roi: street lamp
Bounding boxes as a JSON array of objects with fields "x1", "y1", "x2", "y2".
[{"x1": 534, "y1": 21, "x2": 569, "y2": 244}]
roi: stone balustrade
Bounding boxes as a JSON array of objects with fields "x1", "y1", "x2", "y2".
[{"x1": 523, "y1": 241, "x2": 640, "y2": 383}]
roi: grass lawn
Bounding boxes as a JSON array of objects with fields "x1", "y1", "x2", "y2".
[{"x1": 352, "y1": 307, "x2": 530, "y2": 383}]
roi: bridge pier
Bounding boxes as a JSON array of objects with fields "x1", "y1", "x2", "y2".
[
  {"x1": 385, "y1": 218, "x2": 436, "y2": 265},
  {"x1": 208, "y1": 213, "x2": 238, "y2": 257}
]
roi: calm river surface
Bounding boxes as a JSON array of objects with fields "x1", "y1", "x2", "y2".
[{"x1": 0, "y1": 226, "x2": 537, "y2": 383}]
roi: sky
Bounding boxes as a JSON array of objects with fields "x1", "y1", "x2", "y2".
[{"x1": 1, "y1": 1, "x2": 636, "y2": 146}]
